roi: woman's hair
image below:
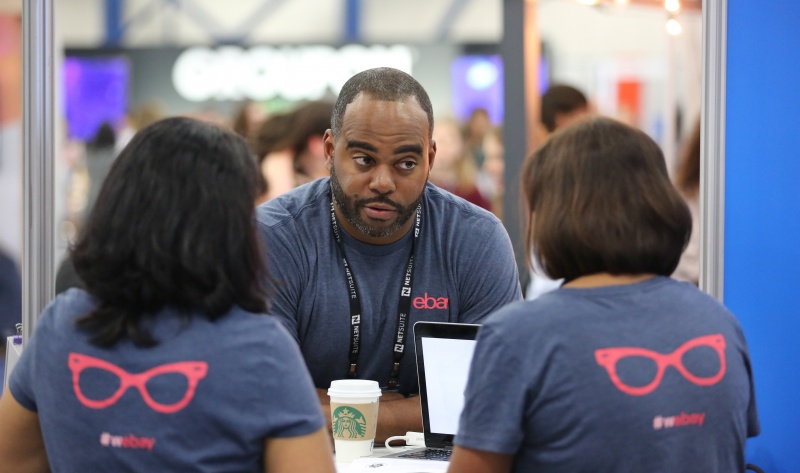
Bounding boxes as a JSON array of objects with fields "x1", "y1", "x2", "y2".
[
  {"x1": 523, "y1": 117, "x2": 692, "y2": 281},
  {"x1": 674, "y1": 117, "x2": 701, "y2": 197},
  {"x1": 71, "y1": 117, "x2": 269, "y2": 347}
]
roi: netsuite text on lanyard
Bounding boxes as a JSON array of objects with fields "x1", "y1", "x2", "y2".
[{"x1": 329, "y1": 199, "x2": 422, "y2": 393}]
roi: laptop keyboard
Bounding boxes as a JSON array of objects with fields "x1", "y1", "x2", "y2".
[{"x1": 397, "y1": 449, "x2": 453, "y2": 461}]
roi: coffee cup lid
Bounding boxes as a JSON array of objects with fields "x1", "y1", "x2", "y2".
[{"x1": 327, "y1": 379, "x2": 382, "y2": 399}]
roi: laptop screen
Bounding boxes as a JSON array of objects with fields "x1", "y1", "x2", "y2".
[
  {"x1": 414, "y1": 321, "x2": 480, "y2": 447},
  {"x1": 420, "y1": 337, "x2": 477, "y2": 434}
]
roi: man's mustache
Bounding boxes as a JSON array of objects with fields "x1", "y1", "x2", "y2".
[{"x1": 354, "y1": 196, "x2": 403, "y2": 211}]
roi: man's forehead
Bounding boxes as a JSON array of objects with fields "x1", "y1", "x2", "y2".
[
  {"x1": 345, "y1": 92, "x2": 422, "y2": 114},
  {"x1": 340, "y1": 94, "x2": 430, "y2": 136}
]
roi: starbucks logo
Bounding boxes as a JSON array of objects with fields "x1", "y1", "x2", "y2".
[{"x1": 332, "y1": 406, "x2": 368, "y2": 439}]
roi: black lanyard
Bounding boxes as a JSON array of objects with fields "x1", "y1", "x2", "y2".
[{"x1": 329, "y1": 198, "x2": 421, "y2": 391}]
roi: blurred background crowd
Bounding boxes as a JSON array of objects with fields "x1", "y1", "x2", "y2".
[{"x1": 0, "y1": 0, "x2": 703, "y2": 381}]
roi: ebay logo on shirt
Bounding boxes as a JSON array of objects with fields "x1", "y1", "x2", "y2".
[
  {"x1": 413, "y1": 293, "x2": 449, "y2": 310},
  {"x1": 99, "y1": 432, "x2": 156, "y2": 451}
]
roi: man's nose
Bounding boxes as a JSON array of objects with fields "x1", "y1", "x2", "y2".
[{"x1": 369, "y1": 165, "x2": 396, "y2": 194}]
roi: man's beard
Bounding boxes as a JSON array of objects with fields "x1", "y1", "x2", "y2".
[{"x1": 330, "y1": 163, "x2": 423, "y2": 239}]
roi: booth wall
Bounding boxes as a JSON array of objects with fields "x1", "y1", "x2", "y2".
[{"x1": 725, "y1": 1, "x2": 800, "y2": 471}]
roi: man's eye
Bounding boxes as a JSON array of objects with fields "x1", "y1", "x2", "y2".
[
  {"x1": 398, "y1": 161, "x2": 417, "y2": 170},
  {"x1": 354, "y1": 156, "x2": 373, "y2": 166}
]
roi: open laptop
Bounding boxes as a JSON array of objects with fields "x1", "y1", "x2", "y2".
[{"x1": 349, "y1": 321, "x2": 479, "y2": 471}]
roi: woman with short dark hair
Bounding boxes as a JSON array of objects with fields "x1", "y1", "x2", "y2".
[
  {"x1": 0, "y1": 117, "x2": 335, "y2": 473},
  {"x1": 448, "y1": 117, "x2": 759, "y2": 473}
]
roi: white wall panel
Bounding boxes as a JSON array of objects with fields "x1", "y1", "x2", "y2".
[
  {"x1": 450, "y1": 0, "x2": 502, "y2": 43},
  {"x1": 57, "y1": 0, "x2": 104, "y2": 47},
  {"x1": 248, "y1": 0, "x2": 342, "y2": 44}
]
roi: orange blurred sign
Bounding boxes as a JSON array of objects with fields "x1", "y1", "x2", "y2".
[{"x1": 0, "y1": 15, "x2": 22, "y2": 125}]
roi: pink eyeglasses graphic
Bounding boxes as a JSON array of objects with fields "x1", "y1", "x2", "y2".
[
  {"x1": 594, "y1": 334, "x2": 726, "y2": 396},
  {"x1": 68, "y1": 353, "x2": 208, "y2": 414}
]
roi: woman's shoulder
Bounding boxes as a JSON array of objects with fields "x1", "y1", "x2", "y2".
[
  {"x1": 212, "y1": 308, "x2": 296, "y2": 347},
  {"x1": 38, "y1": 288, "x2": 97, "y2": 328},
  {"x1": 481, "y1": 298, "x2": 563, "y2": 335}
]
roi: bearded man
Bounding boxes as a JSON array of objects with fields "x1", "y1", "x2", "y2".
[{"x1": 256, "y1": 67, "x2": 520, "y2": 442}]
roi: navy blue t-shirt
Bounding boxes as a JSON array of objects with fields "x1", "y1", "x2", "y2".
[
  {"x1": 256, "y1": 178, "x2": 521, "y2": 393},
  {"x1": 456, "y1": 277, "x2": 759, "y2": 473},
  {"x1": 9, "y1": 289, "x2": 325, "y2": 472}
]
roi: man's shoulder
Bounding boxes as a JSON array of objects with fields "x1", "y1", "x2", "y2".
[{"x1": 256, "y1": 178, "x2": 329, "y2": 231}]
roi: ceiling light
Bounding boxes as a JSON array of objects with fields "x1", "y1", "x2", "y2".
[
  {"x1": 665, "y1": 0, "x2": 681, "y2": 13},
  {"x1": 666, "y1": 17, "x2": 682, "y2": 35}
]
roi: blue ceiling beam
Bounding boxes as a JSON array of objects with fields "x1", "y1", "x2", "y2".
[
  {"x1": 344, "y1": 0, "x2": 361, "y2": 43},
  {"x1": 104, "y1": 0, "x2": 124, "y2": 45}
]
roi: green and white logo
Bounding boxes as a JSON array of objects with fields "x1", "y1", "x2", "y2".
[{"x1": 332, "y1": 406, "x2": 368, "y2": 439}]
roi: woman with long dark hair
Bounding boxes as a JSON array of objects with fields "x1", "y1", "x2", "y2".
[{"x1": 0, "y1": 117, "x2": 335, "y2": 473}]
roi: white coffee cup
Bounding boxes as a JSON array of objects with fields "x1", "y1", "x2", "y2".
[{"x1": 327, "y1": 379, "x2": 382, "y2": 463}]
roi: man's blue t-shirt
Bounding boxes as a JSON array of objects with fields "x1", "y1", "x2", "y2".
[
  {"x1": 456, "y1": 277, "x2": 759, "y2": 473},
  {"x1": 256, "y1": 178, "x2": 521, "y2": 393},
  {"x1": 9, "y1": 289, "x2": 325, "y2": 472}
]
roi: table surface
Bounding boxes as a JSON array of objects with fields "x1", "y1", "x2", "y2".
[{"x1": 336, "y1": 445, "x2": 424, "y2": 472}]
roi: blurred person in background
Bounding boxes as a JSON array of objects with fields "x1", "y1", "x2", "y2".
[
  {"x1": 116, "y1": 102, "x2": 165, "y2": 154},
  {"x1": 464, "y1": 107, "x2": 492, "y2": 168},
  {"x1": 254, "y1": 112, "x2": 297, "y2": 201},
  {"x1": 672, "y1": 117, "x2": 701, "y2": 285},
  {"x1": 526, "y1": 83, "x2": 592, "y2": 300},
  {"x1": 229, "y1": 101, "x2": 270, "y2": 205},
  {"x1": 429, "y1": 117, "x2": 491, "y2": 211},
  {"x1": 448, "y1": 117, "x2": 759, "y2": 473},
  {"x1": 231, "y1": 100, "x2": 267, "y2": 154},
  {"x1": 56, "y1": 122, "x2": 118, "y2": 294},
  {"x1": 476, "y1": 125, "x2": 505, "y2": 218},
  {"x1": 82, "y1": 122, "x2": 117, "y2": 221},
  {"x1": 0, "y1": 117, "x2": 335, "y2": 473},
  {"x1": 286, "y1": 101, "x2": 335, "y2": 186},
  {"x1": 540, "y1": 84, "x2": 590, "y2": 138},
  {"x1": 254, "y1": 101, "x2": 335, "y2": 201}
]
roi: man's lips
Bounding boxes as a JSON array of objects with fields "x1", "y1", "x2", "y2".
[{"x1": 362, "y1": 204, "x2": 397, "y2": 220}]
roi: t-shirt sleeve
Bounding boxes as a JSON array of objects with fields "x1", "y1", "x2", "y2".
[
  {"x1": 258, "y1": 219, "x2": 303, "y2": 341},
  {"x1": 8, "y1": 306, "x2": 54, "y2": 412},
  {"x1": 455, "y1": 323, "x2": 527, "y2": 454},
  {"x1": 456, "y1": 219, "x2": 522, "y2": 324},
  {"x1": 259, "y1": 321, "x2": 326, "y2": 438},
  {"x1": 739, "y1": 327, "x2": 760, "y2": 438}
]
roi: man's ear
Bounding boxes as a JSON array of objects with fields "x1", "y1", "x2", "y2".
[
  {"x1": 323, "y1": 129, "x2": 335, "y2": 170},
  {"x1": 428, "y1": 139, "x2": 437, "y2": 173}
]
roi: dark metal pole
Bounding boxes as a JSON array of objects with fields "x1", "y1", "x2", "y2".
[{"x1": 500, "y1": 0, "x2": 533, "y2": 288}]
